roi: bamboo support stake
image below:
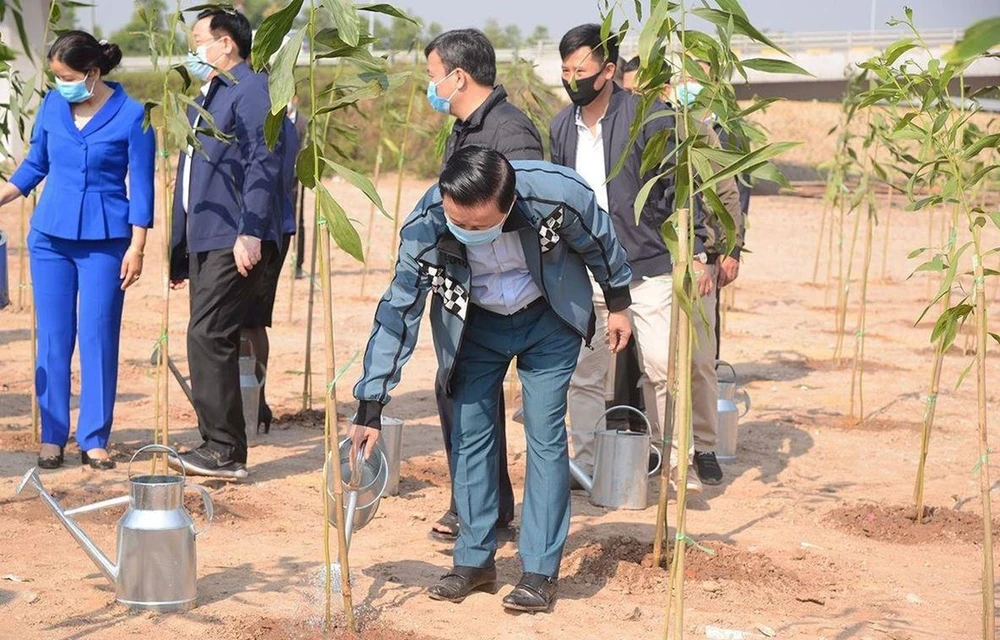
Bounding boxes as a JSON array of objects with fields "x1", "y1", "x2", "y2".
[
  {"x1": 389, "y1": 82, "x2": 418, "y2": 266},
  {"x1": 302, "y1": 216, "x2": 318, "y2": 412},
  {"x1": 286, "y1": 196, "x2": 299, "y2": 324},
  {"x1": 824, "y1": 192, "x2": 838, "y2": 306},
  {"x1": 971, "y1": 234, "x2": 995, "y2": 640},
  {"x1": 913, "y1": 290, "x2": 949, "y2": 521},
  {"x1": 306, "y1": 5, "x2": 354, "y2": 629},
  {"x1": 359, "y1": 139, "x2": 384, "y2": 297},
  {"x1": 834, "y1": 200, "x2": 862, "y2": 364},
  {"x1": 880, "y1": 186, "x2": 892, "y2": 280},
  {"x1": 652, "y1": 283, "x2": 681, "y2": 568},
  {"x1": 849, "y1": 195, "x2": 875, "y2": 422}
]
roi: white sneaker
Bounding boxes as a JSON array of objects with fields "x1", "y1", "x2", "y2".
[{"x1": 669, "y1": 466, "x2": 703, "y2": 495}]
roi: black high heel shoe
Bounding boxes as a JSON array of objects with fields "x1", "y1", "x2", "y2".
[
  {"x1": 38, "y1": 447, "x2": 65, "y2": 470},
  {"x1": 81, "y1": 451, "x2": 116, "y2": 470}
]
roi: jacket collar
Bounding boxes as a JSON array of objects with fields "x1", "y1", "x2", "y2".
[
  {"x1": 58, "y1": 81, "x2": 128, "y2": 140},
  {"x1": 212, "y1": 60, "x2": 252, "y2": 87},
  {"x1": 452, "y1": 85, "x2": 509, "y2": 135}
]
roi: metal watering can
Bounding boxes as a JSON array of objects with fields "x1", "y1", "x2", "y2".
[
  {"x1": 15, "y1": 445, "x2": 214, "y2": 612},
  {"x1": 568, "y1": 406, "x2": 663, "y2": 510},
  {"x1": 239, "y1": 338, "x2": 266, "y2": 446},
  {"x1": 716, "y1": 361, "x2": 751, "y2": 461},
  {"x1": 0, "y1": 230, "x2": 9, "y2": 310},
  {"x1": 379, "y1": 416, "x2": 404, "y2": 496},
  {"x1": 324, "y1": 438, "x2": 388, "y2": 591}
]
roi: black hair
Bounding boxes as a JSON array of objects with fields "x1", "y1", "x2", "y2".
[
  {"x1": 424, "y1": 29, "x2": 497, "y2": 87},
  {"x1": 439, "y1": 147, "x2": 516, "y2": 213},
  {"x1": 559, "y1": 24, "x2": 619, "y2": 69},
  {"x1": 623, "y1": 56, "x2": 641, "y2": 73},
  {"x1": 47, "y1": 30, "x2": 122, "y2": 76},
  {"x1": 197, "y1": 8, "x2": 253, "y2": 60}
]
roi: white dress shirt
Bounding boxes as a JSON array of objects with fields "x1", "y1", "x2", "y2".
[
  {"x1": 466, "y1": 231, "x2": 543, "y2": 315},
  {"x1": 574, "y1": 107, "x2": 609, "y2": 213},
  {"x1": 181, "y1": 83, "x2": 211, "y2": 214}
]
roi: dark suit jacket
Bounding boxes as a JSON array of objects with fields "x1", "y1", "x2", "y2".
[{"x1": 171, "y1": 62, "x2": 284, "y2": 278}]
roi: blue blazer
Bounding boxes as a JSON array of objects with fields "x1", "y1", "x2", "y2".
[
  {"x1": 170, "y1": 62, "x2": 284, "y2": 276},
  {"x1": 11, "y1": 82, "x2": 156, "y2": 240}
]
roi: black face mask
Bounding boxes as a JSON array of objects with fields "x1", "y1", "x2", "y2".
[{"x1": 562, "y1": 68, "x2": 609, "y2": 107}]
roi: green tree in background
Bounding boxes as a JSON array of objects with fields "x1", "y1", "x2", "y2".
[
  {"x1": 373, "y1": 15, "x2": 423, "y2": 50},
  {"x1": 108, "y1": 0, "x2": 168, "y2": 55},
  {"x1": 526, "y1": 25, "x2": 550, "y2": 45},
  {"x1": 52, "y1": 4, "x2": 78, "y2": 33}
]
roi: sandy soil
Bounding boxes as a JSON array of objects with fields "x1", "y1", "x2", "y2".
[{"x1": 2, "y1": 150, "x2": 999, "y2": 639}]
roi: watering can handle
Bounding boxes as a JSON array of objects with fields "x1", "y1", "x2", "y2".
[
  {"x1": 185, "y1": 484, "x2": 215, "y2": 536},
  {"x1": 647, "y1": 445, "x2": 663, "y2": 478},
  {"x1": 738, "y1": 390, "x2": 751, "y2": 417},
  {"x1": 348, "y1": 443, "x2": 366, "y2": 489},
  {"x1": 715, "y1": 359, "x2": 737, "y2": 383},
  {"x1": 596, "y1": 405, "x2": 652, "y2": 433},
  {"x1": 127, "y1": 444, "x2": 185, "y2": 482}
]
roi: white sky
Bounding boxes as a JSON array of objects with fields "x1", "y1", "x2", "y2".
[{"x1": 86, "y1": 0, "x2": 1000, "y2": 40}]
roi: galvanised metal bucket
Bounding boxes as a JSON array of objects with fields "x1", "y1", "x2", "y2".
[
  {"x1": 716, "y1": 361, "x2": 750, "y2": 461},
  {"x1": 379, "y1": 417, "x2": 404, "y2": 496}
]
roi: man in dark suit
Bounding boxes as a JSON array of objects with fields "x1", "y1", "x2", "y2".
[{"x1": 169, "y1": 8, "x2": 284, "y2": 479}]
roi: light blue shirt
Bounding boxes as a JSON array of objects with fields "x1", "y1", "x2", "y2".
[{"x1": 466, "y1": 232, "x2": 543, "y2": 315}]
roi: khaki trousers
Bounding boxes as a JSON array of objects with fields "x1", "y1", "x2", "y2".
[
  {"x1": 691, "y1": 265, "x2": 719, "y2": 451},
  {"x1": 568, "y1": 275, "x2": 673, "y2": 473}
]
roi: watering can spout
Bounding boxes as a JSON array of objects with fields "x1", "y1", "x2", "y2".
[
  {"x1": 16, "y1": 468, "x2": 119, "y2": 584},
  {"x1": 567, "y1": 459, "x2": 594, "y2": 493}
]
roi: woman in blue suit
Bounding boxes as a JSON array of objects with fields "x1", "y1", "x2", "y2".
[{"x1": 0, "y1": 32, "x2": 155, "y2": 470}]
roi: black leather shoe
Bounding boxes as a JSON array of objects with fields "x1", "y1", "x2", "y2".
[
  {"x1": 81, "y1": 451, "x2": 116, "y2": 470},
  {"x1": 427, "y1": 565, "x2": 497, "y2": 603},
  {"x1": 38, "y1": 447, "x2": 64, "y2": 470},
  {"x1": 502, "y1": 572, "x2": 558, "y2": 612}
]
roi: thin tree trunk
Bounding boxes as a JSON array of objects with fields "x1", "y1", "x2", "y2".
[
  {"x1": 913, "y1": 290, "x2": 949, "y2": 522},
  {"x1": 880, "y1": 186, "x2": 893, "y2": 281},
  {"x1": 811, "y1": 202, "x2": 829, "y2": 283},
  {"x1": 834, "y1": 200, "x2": 862, "y2": 364},
  {"x1": 653, "y1": 284, "x2": 681, "y2": 568},
  {"x1": 850, "y1": 193, "x2": 875, "y2": 422}
]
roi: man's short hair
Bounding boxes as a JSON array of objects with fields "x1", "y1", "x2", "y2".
[
  {"x1": 623, "y1": 56, "x2": 641, "y2": 74},
  {"x1": 559, "y1": 24, "x2": 619, "y2": 68},
  {"x1": 197, "y1": 8, "x2": 253, "y2": 60},
  {"x1": 439, "y1": 147, "x2": 516, "y2": 213},
  {"x1": 424, "y1": 29, "x2": 497, "y2": 87}
]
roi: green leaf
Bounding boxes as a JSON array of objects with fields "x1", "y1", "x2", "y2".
[
  {"x1": 264, "y1": 109, "x2": 284, "y2": 151},
  {"x1": 250, "y1": 0, "x2": 304, "y2": 73},
  {"x1": 323, "y1": 0, "x2": 361, "y2": 48},
  {"x1": 634, "y1": 170, "x2": 668, "y2": 224},
  {"x1": 943, "y1": 16, "x2": 1000, "y2": 65},
  {"x1": 268, "y1": 28, "x2": 305, "y2": 115},
  {"x1": 990, "y1": 332, "x2": 1000, "y2": 347},
  {"x1": 703, "y1": 186, "x2": 737, "y2": 255},
  {"x1": 693, "y1": 141, "x2": 801, "y2": 196},
  {"x1": 883, "y1": 39, "x2": 917, "y2": 66},
  {"x1": 357, "y1": 4, "x2": 417, "y2": 25},
  {"x1": 692, "y1": 7, "x2": 788, "y2": 56},
  {"x1": 296, "y1": 143, "x2": 316, "y2": 189},
  {"x1": 317, "y1": 184, "x2": 364, "y2": 262},
  {"x1": 954, "y1": 359, "x2": 975, "y2": 391},
  {"x1": 322, "y1": 158, "x2": 389, "y2": 218},
  {"x1": 315, "y1": 72, "x2": 409, "y2": 114},
  {"x1": 11, "y1": 8, "x2": 32, "y2": 62},
  {"x1": 740, "y1": 57, "x2": 813, "y2": 77},
  {"x1": 638, "y1": 0, "x2": 676, "y2": 66}
]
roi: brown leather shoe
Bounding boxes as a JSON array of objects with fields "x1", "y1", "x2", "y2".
[
  {"x1": 502, "y1": 572, "x2": 557, "y2": 612},
  {"x1": 427, "y1": 565, "x2": 497, "y2": 603}
]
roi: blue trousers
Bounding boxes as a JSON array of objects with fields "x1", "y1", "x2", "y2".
[
  {"x1": 28, "y1": 230, "x2": 128, "y2": 451},
  {"x1": 450, "y1": 301, "x2": 581, "y2": 578}
]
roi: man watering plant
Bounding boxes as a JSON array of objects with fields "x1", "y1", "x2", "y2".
[
  {"x1": 349, "y1": 147, "x2": 633, "y2": 612},
  {"x1": 423, "y1": 28, "x2": 545, "y2": 543}
]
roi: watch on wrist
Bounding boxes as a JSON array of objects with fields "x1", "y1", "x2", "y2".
[{"x1": 694, "y1": 252, "x2": 708, "y2": 263}]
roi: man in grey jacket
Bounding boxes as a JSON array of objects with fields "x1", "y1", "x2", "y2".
[
  {"x1": 425, "y1": 28, "x2": 545, "y2": 541},
  {"x1": 349, "y1": 147, "x2": 633, "y2": 612}
]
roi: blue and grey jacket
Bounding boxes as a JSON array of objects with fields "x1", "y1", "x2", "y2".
[{"x1": 353, "y1": 160, "x2": 633, "y2": 429}]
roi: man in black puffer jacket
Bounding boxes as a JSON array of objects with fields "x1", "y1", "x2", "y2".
[{"x1": 424, "y1": 28, "x2": 544, "y2": 542}]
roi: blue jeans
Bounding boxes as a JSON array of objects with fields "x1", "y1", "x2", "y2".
[
  {"x1": 28, "y1": 229, "x2": 129, "y2": 450},
  {"x1": 450, "y1": 300, "x2": 581, "y2": 578}
]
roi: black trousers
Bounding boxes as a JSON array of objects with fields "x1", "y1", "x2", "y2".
[
  {"x1": 436, "y1": 379, "x2": 515, "y2": 524},
  {"x1": 188, "y1": 243, "x2": 276, "y2": 463}
]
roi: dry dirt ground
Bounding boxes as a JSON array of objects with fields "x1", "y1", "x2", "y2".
[{"x1": 2, "y1": 118, "x2": 1000, "y2": 638}]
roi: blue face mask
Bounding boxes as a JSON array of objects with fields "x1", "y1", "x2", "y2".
[
  {"x1": 445, "y1": 200, "x2": 514, "y2": 246},
  {"x1": 55, "y1": 74, "x2": 95, "y2": 104},
  {"x1": 672, "y1": 81, "x2": 703, "y2": 106},
  {"x1": 186, "y1": 40, "x2": 221, "y2": 82},
  {"x1": 427, "y1": 70, "x2": 457, "y2": 114}
]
